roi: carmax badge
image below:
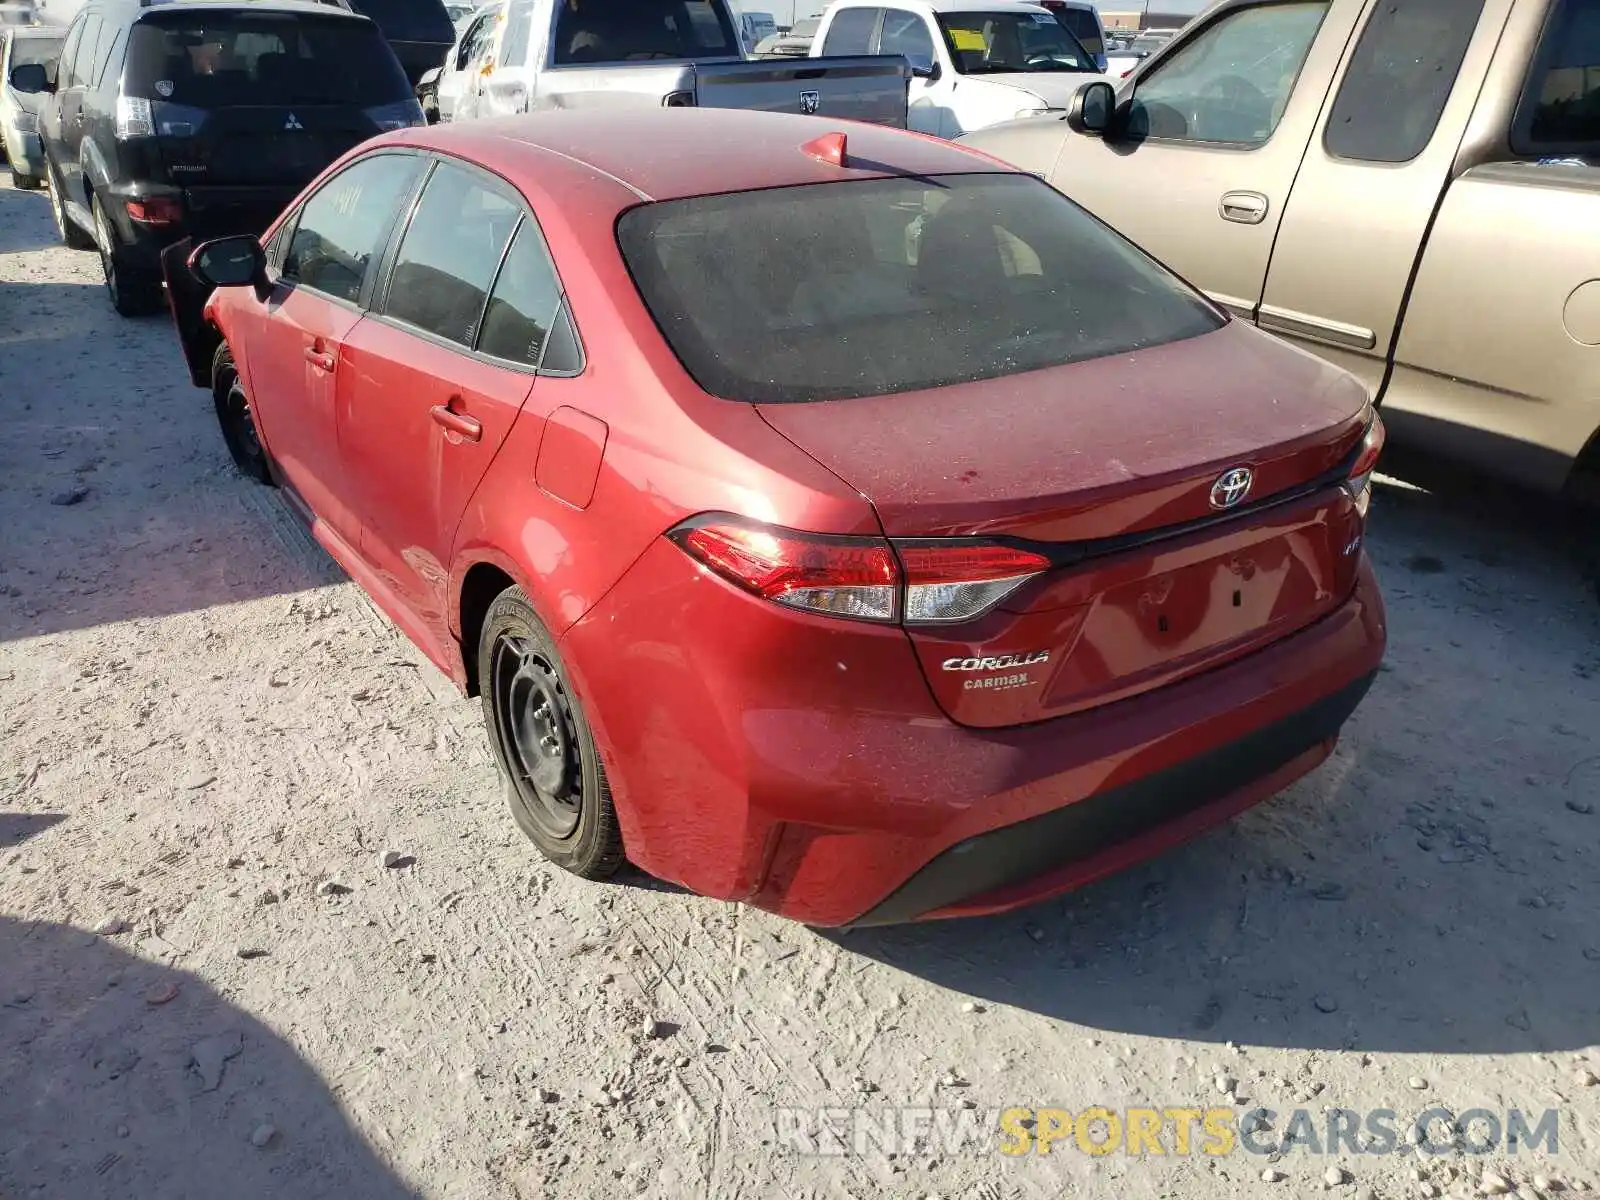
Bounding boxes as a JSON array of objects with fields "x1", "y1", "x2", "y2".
[{"x1": 941, "y1": 651, "x2": 1050, "y2": 672}]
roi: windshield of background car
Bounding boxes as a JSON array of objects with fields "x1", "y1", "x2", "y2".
[
  {"x1": 124, "y1": 13, "x2": 412, "y2": 107},
  {"x1": 937, "y1": 10, "x2": 1093, "y2": 73},
  {"x1": 10, "y1": 31, "x2": 63, "y2": 67},
  {"x1": 551, "y1": 0, "x2": 737, "y2": 64},
  {"x1": 616, "y1": 173, "x2": 1225, "y2": 404}
]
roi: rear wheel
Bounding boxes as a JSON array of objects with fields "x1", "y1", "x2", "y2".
[
  {"x1": 479, "y1": 587, "x2": 624, "y2": 879},
  {"x1": 212, "y1": 343, "x2": 274, "y2": 485},
  {"x1": 47, "y1": 162, "x2": 94, "y2": 250},
  {"x1": 93, "y1": 195, "x2": 163, "y2": 317}
]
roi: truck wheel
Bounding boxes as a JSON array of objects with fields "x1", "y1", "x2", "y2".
[
  {"x1": 479, "y1": 586, "x2": 625, "y2": 880},
  {"x1": 93, "y1": 195, "x2": 163, "y2": 317}
]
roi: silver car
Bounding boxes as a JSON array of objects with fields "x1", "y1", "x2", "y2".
[{"x1": 1, "y1": 25, "x2": 62, "y2": 189}]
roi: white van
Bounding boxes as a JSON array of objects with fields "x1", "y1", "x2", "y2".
[{"x1": 810, "y1": 0, "x2": 1106, "y2": 138}]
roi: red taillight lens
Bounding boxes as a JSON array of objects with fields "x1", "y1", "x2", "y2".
[
  {"x1": 1344, "y1": 412, "x2": 1386, "y2": 518},
  {"x1": 126, "y1": 196, "x2": 183, "y2": 226},
  {"x1": 897, "y1": 542, "x2": 1051, "y2": 624},
  {"x1": 669, "y1": 518, "x2": 1054, "y2": 625},
  {"x1": 674, "y1": 521, "x2": 898, "y2": 622}
]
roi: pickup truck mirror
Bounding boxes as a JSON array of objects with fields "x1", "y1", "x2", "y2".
[
  {"x1": 910, "y1": 60, "x2": 940, "y2": 82},
  {"x1": 190, "y1": 235, "x2": 268, "y2": 299},
  {"x1": 1065, "y1": 79, "x2": 1113, "y2": 136},
  {"x1": 9, "y1": 62, "x2": 51, "y2": 94}
]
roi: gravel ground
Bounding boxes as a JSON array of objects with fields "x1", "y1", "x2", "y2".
[{"x1": 2, "y1": 175, "x2": 1599, "y2": 1200}]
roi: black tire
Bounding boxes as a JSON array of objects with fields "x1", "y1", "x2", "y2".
[
  {"x1": 9, "y1": 167, "x2": 40, "y2": 190},
  {"x1": 212, "y1": 343, "x2": 274, "y2": 485},
  {"x1": 478, "y1": 587, "x2": 624, "y2": 879},
  {"x1": 47, "y1": 162, "x2": 94, "y2": 250},
  {"x1": 93, "y1": 194, "x2": 163, "y2": 317}
]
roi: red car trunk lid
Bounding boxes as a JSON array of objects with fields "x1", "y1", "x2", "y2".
[{"x1": 756, "y1": 324, "x2": 1372, "y2": 727}]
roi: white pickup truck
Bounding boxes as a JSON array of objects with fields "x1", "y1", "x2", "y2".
[
  {"x1": 810, "y1": 0, "x2": 1107, "y2": 136},
  {"x1": 448, "y1": 0, "x2": 910, "y2": 126}
]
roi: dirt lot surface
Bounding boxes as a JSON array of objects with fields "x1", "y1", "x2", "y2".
[{"x1": 2, "y1": 176, "x2": 1599, "y2": 1200}]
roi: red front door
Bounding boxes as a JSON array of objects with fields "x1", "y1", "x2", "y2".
[{"x1": 336, "y1": 320, "x2": 535, "y2": 649}]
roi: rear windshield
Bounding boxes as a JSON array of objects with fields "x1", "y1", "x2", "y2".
[
  {"x1": 551, "y1": 0, "x2": 737, "y2": 64},
  {"x1": 617, "y1": 173, "x2": 1224, "y2": 404},
  {"x1": 937, "y1": 10, "x2": 1095, "y2": 73},
  {"x1": 9, "y1": 32, "x2": 63, "y2": 67},
  {"x1": 125, "y1": 12, "x2": 411, "y2": 106}
]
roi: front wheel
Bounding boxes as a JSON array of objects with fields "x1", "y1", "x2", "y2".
[
  {"x1": 479, "y1": 587, "x2": 624, "y2": 879},
  {"x1": 212, "y1": 343, "x2": 274, "y2": 485}
]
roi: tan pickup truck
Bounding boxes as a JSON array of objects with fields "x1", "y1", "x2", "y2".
[{"x1": 962, "y1": 0, "x2": 1600, "y2": 502}]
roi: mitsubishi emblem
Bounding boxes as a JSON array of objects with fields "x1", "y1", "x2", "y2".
[{"x1": 284, "y1": 113, "x2": 304, "y2": 131}]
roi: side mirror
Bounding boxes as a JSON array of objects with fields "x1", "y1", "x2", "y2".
[
  {"x1": 1065, "y1": 79, "x2": 1113, "y2": 136},
  {"x1": 9, "y1": 62, "x2": 51, "y2": 94},
  {"x1": 910, "y1": 60, "x2": 940, "y2": 82},
  {"x1": 190, "y1": 235, "x2": 267, "y2": 297}
]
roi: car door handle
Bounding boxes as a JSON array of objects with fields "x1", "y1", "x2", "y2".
[
  {"x1": 1219, "y1": 190, "x2": 1270, "y2": 224},
  {"x1": 303, "y1": 347, "x2": 336, "y2": 371},
  {"x1": 431, "y1": 402, "x2": 482, "y2": 442}
]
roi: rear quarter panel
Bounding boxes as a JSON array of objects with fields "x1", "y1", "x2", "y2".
[{"x1": 1385, "y1": 162, "x2": 1600, "y2": 489}]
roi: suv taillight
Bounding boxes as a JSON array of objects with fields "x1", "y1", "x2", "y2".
[
  {"x1": 669, "y1": 517, "x2": 1050, "y2": 626},
  {"x1": 1344, "y1": 413, "x2": 1386, "y2": 518},
  {"x1": 116, "y1": 95, "x2": 154, "y2": 139}
]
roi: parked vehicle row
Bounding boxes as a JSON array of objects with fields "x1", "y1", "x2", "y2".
[
  {"x1": 161, "y1": 106, "x2": 1387, "y2": 925},
  {"x1": 751, "y1": 13, "x2": 819, "y2": 57},
  {"x1": 963, "y1": 0, "x2": 1600, "y2": 503}
]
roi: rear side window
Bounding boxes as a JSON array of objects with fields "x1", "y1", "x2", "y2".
[
  {"x1": 478, "y1": 219, "x2": 564, "y2": 365},
  {"x1": 284, "y1": 153, "x2": 419, "y2": 303},
  {"x1": 347, "y1": 0, "x2": 454, "y2": 44},
  {"x1": 617, "y1": 173, "x2": 1224, "y2": 404},
  {"x1": 1513, "y1": 0, "x2": 1600, "y2": 153},
  {"x1": 821, "y1": 7, "x2": 879, "y2": 54},
  {"x1": 551, "y1": 0, "x2": 737, "y2": 64},
  {"x1": 383, "y1": 162, "x2": 521, "y2": 347},
  {"x1": 1323, "y1": 0, "x2": 1486, "y2": 163},
  {"x1": 66, "y1": 14, "x2": 100, "y2": 86},
  {"x1": 878, "y1": 9, "x2": 933, "y2": 66},
  {"x1": 1056, "y1": 7, "x2": 1103, "y2": 55},
  {"x1": 93, "y1": 25, "x2": 124, "y2": 88},
  {"x1": 124, "y1": 12, "x2": 412, "y2": 106}
]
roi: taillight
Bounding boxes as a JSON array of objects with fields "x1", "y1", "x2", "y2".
[
  {"x1": 1344, "y1": 412, "x2": 1386, "y2": 518},
  {"x1": 897, "y1": 542, "x2": 1051, "y2": 624},
  {"x1": 669, "y1": 517, "x2": 1052, "y2": 626},
  {"x1": 673, "y1": 521, "x2": 898, "y2": 622},
  {"x1": 116, "y1": 95, "x2": 154, "y2": 139},
  {"x1": 126, "y1": 196, "x2": 183, "y2": 225}
]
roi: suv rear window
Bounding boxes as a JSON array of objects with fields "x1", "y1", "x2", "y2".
[
  {"x1": 617, "y1": 173, "x2": 1224, "y2": 404},
  {"x1": 551, "y1": 0, "x2": 737, "y2": 64},
  {"x1": 124, "y1": 12, "x2": 411, "y2": 106}
]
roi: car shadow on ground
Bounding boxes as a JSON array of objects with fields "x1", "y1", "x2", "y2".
[
  {"x1": 823, "y1": 471, "x2": 1600, "y2": 1056},
  {"x1": 0, "y1": 179, "x2": 61, "y2": 255},
  {"x1": 1, "y1": 903, "x2": 419, "y2": 1196},
  {"x1": 0, "y1": 185, "x2": 344, "y2": 645}
]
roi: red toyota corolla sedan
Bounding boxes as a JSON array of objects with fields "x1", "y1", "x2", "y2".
[{"x1": 165, "y1": 108, "x2": 1386, "y2": 927}]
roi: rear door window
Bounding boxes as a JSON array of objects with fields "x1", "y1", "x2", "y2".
[
  {"x1": 1513, "y1": 0, "x2": 1600, "y2": 154},
  {"x1": 66, "y1": 14, "x2": 99, "y2": 86},
  {"x1": 616, "y1": 173, "x2": 1223, "y2": 403},
  {"x1": 381, "y1": 161, "x2": 521, "y2": 347},
  {"x1": 820, "y1": 6, "x2": 880, "y2": 54},
  {"x1": 1057, "y1": 7, "x2": 1103, "y2": 56},
  {"x1": 478, "y1": 218, "x2": 565, "y2": 365},
  {"x1": 123, "y1": 12, "x2": 412, "y2": 106},
  {"x1": 283, "y1": 153, "x2": 420, "y2": 304},
  {"x1": 1323, "y1": 0, "x2": 1486, "y2": 162},
  {"x1": 878, "y1": 9, "x2": 933, "y2": 67}
]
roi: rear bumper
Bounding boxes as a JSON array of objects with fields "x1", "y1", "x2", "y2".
[
  {"x1": 564, "y1": 538, "x2": 1387, "y2": 926},
  {"x1": 2, "y1": 126, "x2": 44, "y2": 174},
  {"x1": 101, "y1": 184, "x2": 298, "y2": 272}
]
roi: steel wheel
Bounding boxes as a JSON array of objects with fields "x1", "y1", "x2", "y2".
[{"x1": 490, "y1": 633, "x2": 582, "y2": 841}]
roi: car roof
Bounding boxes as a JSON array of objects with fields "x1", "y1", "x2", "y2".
[
  {"x1": 103, "y1": 0, "x2": 369, "y2": 19},
  {"x1": 7, "y1": 23, "x2": 62, "y2": 35},
  {"x1": 394, "y1": 108, "x2": 1016, "y2": 204}
]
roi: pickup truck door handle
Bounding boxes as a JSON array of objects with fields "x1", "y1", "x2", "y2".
[
  {"x1": 303, "y1": 346, "x2": 336, "y2": 371},
  {"x1": 1219, "y1": 190, "x2": 1270, "y2": 224},
  {"x1": 431, "y1": 399, "x2": 482, "y2": 442}
]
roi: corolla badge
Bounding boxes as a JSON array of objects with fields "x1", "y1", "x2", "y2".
[
  {"x1": 799, "y1": 90, "x2": 820, "y2": 115},
  {"x1": 1209, "y1": 466, "x2": 1254, "y2": 510}
]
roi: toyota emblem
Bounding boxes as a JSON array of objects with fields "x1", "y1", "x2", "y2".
[
  {"x1": 1209, "y1": 467, "x2": 1254, "y2": 510},
  {"x1": 799, "y1": 90, "x2": 821, "y2": 115}
]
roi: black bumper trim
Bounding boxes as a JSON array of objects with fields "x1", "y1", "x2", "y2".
[{"x1": 850, "y1": 670, "x2": 1377, "y2": 926}]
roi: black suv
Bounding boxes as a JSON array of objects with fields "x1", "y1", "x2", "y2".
[{"x1": 12, "y1": 0, "x2": 424, "y2": 315}]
